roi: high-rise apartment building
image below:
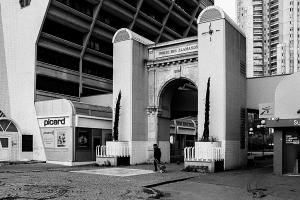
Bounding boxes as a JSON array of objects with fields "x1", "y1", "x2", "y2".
[
  {"x1": 237, "y1": 0, "x2": 300, "y2": 77},
  {"x1": 237, "y1": 0, "x2": 262, "y2": 77}
]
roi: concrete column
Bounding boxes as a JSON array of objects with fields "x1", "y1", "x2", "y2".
[
  {"x1": 197, "y1": 6, "x2": 247, "y2": 170},
  {"x1": 146, "y1": 106, "x2": 159, "y2": 161},
  {"x1": 112, "y1": 29, "x2": 154, "y2": 164}
]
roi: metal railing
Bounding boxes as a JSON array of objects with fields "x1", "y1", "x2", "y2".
[
  {"x1": 184, "y1": 146, "x2": 223, "y2": 161},
  {"x1": 96, "y1": 144, "x2": 130, "y2": 157}
]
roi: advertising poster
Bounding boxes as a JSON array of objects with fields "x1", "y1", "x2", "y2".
[
  {"x1": 78, "y1": 131, "x2": 89, "y2": 148},
  {"x1": 43, "y1": 130, "x2": 55, "y2": 148},
  {"x1": 56, "y1": 129, "x2": 67, "y2": 147}
]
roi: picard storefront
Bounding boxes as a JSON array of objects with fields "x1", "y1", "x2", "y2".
[{"x1": 35, "y1": 99, "x2": 112, "y2": 165}]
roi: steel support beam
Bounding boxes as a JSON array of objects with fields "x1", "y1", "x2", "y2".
[
  {"x1": 129, "y1": 0, "x2": 144, "y2": 30},
  {"x1": 156, "y1": 0, "x2": 175, "y2": 43},
  {"x1": 79, "y1": 0, "x2": 104, "y2": 98},
  {"x1": 183, "y1": 0, "x2": 204, "y2": 37}
]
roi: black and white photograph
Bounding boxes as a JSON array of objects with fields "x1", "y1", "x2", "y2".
[{"x1": 0, "y1": 0, "x2": 299, "y2": 199}]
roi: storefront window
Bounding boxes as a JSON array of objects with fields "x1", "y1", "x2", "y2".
[{"x1": 76, "y1": 128, "x2": 91, "y2": 150}]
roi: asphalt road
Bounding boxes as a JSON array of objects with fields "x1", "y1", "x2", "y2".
[{"x1": 154, "y1": 166, "x2": 300, "y2": 200}]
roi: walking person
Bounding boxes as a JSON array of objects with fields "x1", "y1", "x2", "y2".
[{"x1": 153, "y1": 144, "x2": 161, "y2": 172}]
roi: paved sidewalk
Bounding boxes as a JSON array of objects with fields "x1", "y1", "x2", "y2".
[
  {"x1": 0, "y1": 162, "x2": 195, "y2": 200},
  {"x1": 0, "y1": 161, "x2": 299, "y2": 199}
]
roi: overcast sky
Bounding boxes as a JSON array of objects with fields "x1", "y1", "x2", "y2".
[{"x1": 214, "y1": 0, "x2": 236, "y2": 22}]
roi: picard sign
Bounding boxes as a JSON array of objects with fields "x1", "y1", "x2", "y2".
[
  {"x1": 155, "y1": 43, "x2": 198, "y2": 58},
  {"x1": 38, "y1": 117, "x2": 71, "y2": 127}
]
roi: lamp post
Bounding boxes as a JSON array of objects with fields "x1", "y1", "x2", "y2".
[
  {"x1": 257, "y1": 120, "x2": 266, "y2": 157},
  {"x1": 249, "y1": 128, "x2": 254, "y2": 155}
]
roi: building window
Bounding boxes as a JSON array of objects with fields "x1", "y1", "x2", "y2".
[
  {"x1": 22, "y1": 135, "x2": 33, "y2": 152},
  {"x1": 240, "y1": 108, "x2": 246, "y2": 149},
  {"x1": 0, "y1": 110, "x2": 6, "y2": 118},
  {"x1": 0, "y1": 138, "x2": 8, "y2": 148},
  {"x1": 19, "y1": 0, "x2": 31, "y2": 8}
]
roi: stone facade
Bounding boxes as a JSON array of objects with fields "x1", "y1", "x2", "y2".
[{"x1": 112, "y1": 6, "x2": 248, "y2": 169}]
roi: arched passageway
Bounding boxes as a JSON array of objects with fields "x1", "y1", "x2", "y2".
[{"x1": 158, "y1": 78, "x2": 198, "y2": 162}]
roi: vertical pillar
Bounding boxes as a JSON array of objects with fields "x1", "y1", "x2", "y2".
[
  {"x1": 112, "y1": 29, "x2": 154, "y2": 164},
  {"x1": 197, "y1": 6, "x2": 247, "y2": 170},
  {"x1": 146, "y1": 106, "x2": 159, "y2": 161}
]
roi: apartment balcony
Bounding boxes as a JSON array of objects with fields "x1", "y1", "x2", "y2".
[
  {"x1": 253, "y1": 19, "x2": 263, "y2": 23},
  {"x1": 36, "y1": 61, "x2": 113, "y2": 92},
  {"x1": 254, "y1": 42, "x2": 263, "y2": 47},
  {"x1": 254, "y1": 60, "x2": 263, "y2": 65},
  {"x1": 253, "y1": 36, "x2": 263, "y2": 41},
  {"x1": 269, "y1": 0, "x2": 279, "y2": 8},
  {"x1": 270, "y1": 64, "x2": 277, "y2": 70},
  {"x1": 253, "y1": 25, "x2": 263, "y2": 29},
  {"x1": 270, "y1": 20, "x2": 279, "y2": 26},
  {"x1": 254, "y1": 54, "x2": 263, "y2": 59},
  {"x1": 270, "y1": 14, "x2": 279, "y2": 20},
  {"x1": 253, "y1": 7, "x2": 263, "y2": 11},
  {"x1": 270, "y1": 59, "x2": 277, "y2": 64},
  {"x1": 253, "y1": 30, "x2": 263, "y2": 35},
  {"x1": 253, "y1": 12, "x2": 263, "y2": 17},
  {"x1": 253, "y1": 49, "x2": 263, "y2": 53},
  {"x1": 253, "y1": 66, "x2": 264, "y2": 72},
  {"x1": 270, "y1": 27, "x2": 279, "y2": 33},
  {"x1": 38, "y1": 32, "x2": 112, "y2": 68},
  {"x1": 49, "y1": 1, "x2": 114, "y2": 42},
  {"x1": 270, "y1": 52, "x2": 277, "y2": 57},
  {"x1": 253, "y1": 1, "x2": 263, "y2": 6},
  {"x1": 270, "y1": 9, "x2": 279, "y2": 15},
  {"x1": 36, "y1": 90, "x2": 80, "y2": 102},
  {"x1": 270, "y1": 33, "x2": 279, "y2": 39},
  {"x1": 270, "y1": 39, "x2": 279, "y2": 45}
]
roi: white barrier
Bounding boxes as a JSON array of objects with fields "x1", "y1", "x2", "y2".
[
  {"x1": 96, "y1": 143, "x2": 130, "y2": 157},
  {"x1": 184, "y1": 146, "x2": 223, "y2": 161},
  {"x1": 184, "y1": 147, "x2": 195, "y2": 161},
  {"x1": 212, "y1": 147, "x2": 222, "y2": 161}
]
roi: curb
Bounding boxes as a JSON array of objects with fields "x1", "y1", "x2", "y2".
[
  {"x1": 143, "y1": 176, "x2": 196, "y2": 188},
  {"x1": 0, "y1": 160, "x2": 46, "y2": 166}
]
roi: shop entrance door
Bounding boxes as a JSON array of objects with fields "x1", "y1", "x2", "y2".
[
  {"x1": 283, "y1": 129, "x2": 300, "y2": 174},
  {"x1": 0, "y1": 137, "x2": 11, "y2": 161},
  {"x1": 92, "y1": 137, "x2": 101, "y2": 161}
]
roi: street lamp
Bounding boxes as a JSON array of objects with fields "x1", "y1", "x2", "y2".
[
  {"x1": 257, "y1": 120, "x2": 266, "y2": 157},
  {"x1": 249, "y1": 128, "x2": 254, "y2": 155}
]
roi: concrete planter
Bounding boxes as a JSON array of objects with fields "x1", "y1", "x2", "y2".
[
  {"x1": 195, "y1": 141, "x2": 221, "y2": 160},
  {"x1": 96, "y1": 141, "x2": 130, "y2": 166}
]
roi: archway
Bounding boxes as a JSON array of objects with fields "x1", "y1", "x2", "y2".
[{"x1": 158, "y1": 78, "x2": 198, "y2": 162}]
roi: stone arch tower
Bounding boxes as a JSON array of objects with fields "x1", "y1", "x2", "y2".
[
  {"x1": 197, "y1": 6, "x2": 247, "y2": 169},
  {"x1": 112, "y1": 6, "x2": 247, "y2": 169}
]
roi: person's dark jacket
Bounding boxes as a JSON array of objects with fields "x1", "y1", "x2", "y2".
[{"x1": 154, "y1": 147, "x2": 161, "y2": 160}]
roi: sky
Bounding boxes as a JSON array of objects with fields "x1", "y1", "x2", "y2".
[{"x1": 214, "y1": 0, "x2": 237, "y2": 22}]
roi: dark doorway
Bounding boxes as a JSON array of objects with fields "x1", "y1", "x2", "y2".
[
  {"x1": 92, "y1": 137, "x2": 101, "y2": 161},
  {"x1": 283, "y1": 128, "x2": 300, "y2": 174}
]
